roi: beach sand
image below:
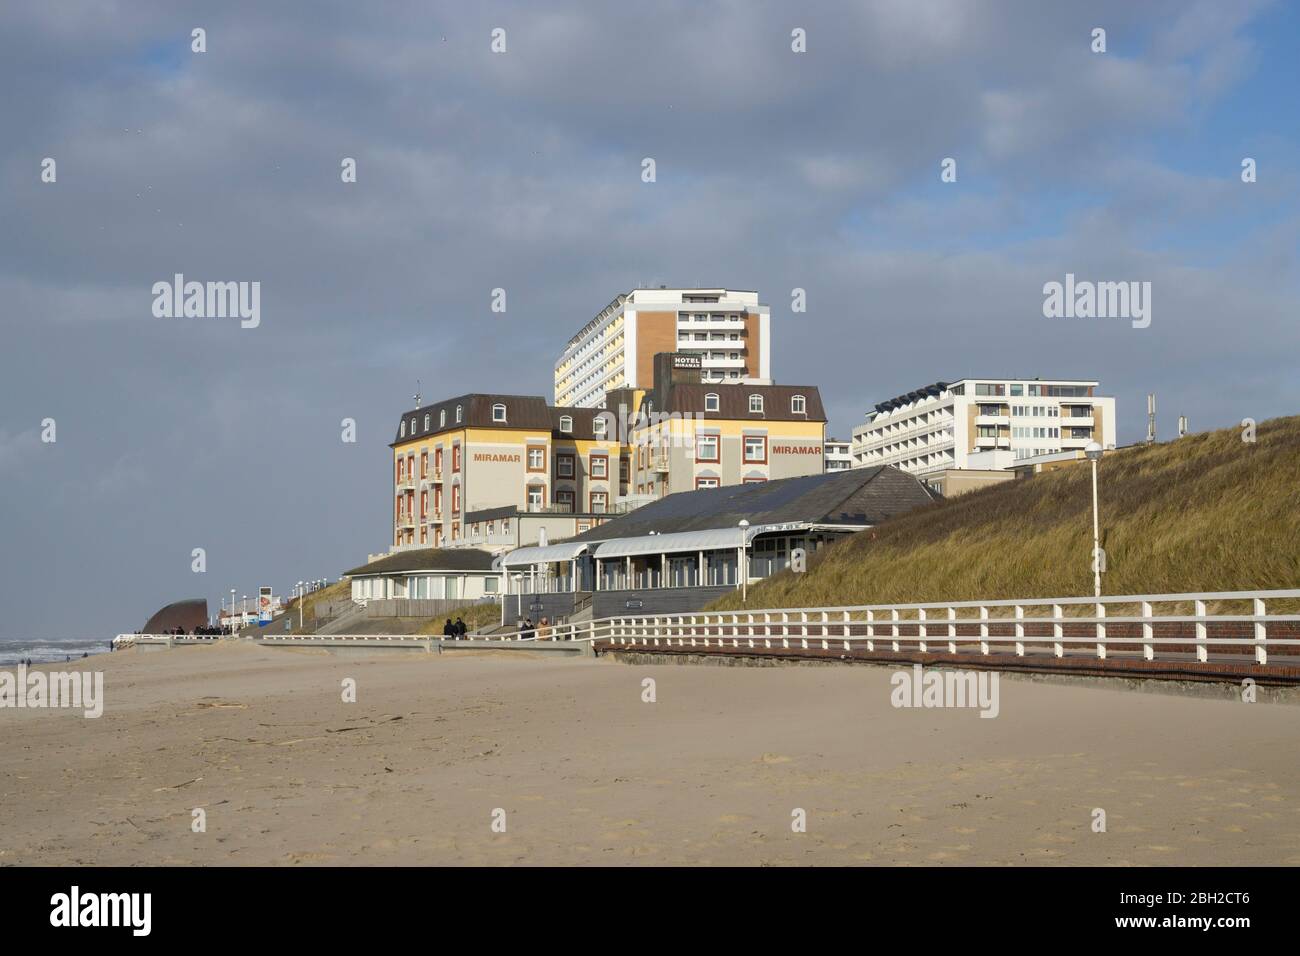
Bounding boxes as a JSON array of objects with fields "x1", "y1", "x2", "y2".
[{"x1": 1, "y1": 642, "x2": 1297, "y2": 866}]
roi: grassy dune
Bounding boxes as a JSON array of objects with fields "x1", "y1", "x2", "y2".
[{"x1": 712, "y1": 415, "x2": 1300, "y2": 612}]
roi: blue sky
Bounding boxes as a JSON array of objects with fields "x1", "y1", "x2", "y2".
[{"x1": 2, "y1": 0, "x2": 1298, "y2": 640}]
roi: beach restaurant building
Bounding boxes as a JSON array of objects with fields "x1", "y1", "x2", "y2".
[
  {"x1": 344, "y1": 548, "x2": 502, "y2": 603},
  {"x1": 498, "y1": 467, "x2": 935, "y2": 624}
]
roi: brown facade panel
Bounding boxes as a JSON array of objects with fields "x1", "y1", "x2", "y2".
[{"x1": 635, "y1": 311, "x2": 679, "y2": 389}]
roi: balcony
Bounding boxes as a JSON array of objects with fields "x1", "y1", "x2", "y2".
[
  {"x1": 701, "y1": 356, "x2": 747, "y2": 368},
  {"x1": 975, "y1": 414, "x2": 1010, "y2": 426},
  {"x1": 974, "y1": 436, "x2": 1011, "y2": 450},
  {"x1": 680, "y1": 314, "x2": 746, "y2": 329},
  {"x1": 653, "y1": 457, "x2": 670, "y2": 472},
  {"x1": 420, "y1": 470, "x2": 443, "y2": 483},
  {"x1": 396, "y1": 477, "x2": 415, "y2": 491},
  {"x1": 397, "y1": 514, "x2": 416, "y2": 529}
]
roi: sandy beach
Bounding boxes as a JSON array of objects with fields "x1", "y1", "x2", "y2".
[{"x1": 1, "y1": 642, "x2": 1297, "y2": 866}]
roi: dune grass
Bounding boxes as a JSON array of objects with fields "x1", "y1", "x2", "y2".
[{"x1": 711, "y1": 415, "x2": 1300, "y2": 612}]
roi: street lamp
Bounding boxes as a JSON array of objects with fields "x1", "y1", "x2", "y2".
[
  {"x1": 297, "y1": 581, "x2": 304, "y2": 630},
  {"x1": 1085, "y1": 442, "x2": 1104, "y2": 598},
  {"x1": 738, "y1": 519, "x2": 750, "y2": 605},
  {"x1": 242, "y1": 594, "x2": 248, "y2": 629},
  {"x1": 230, "y1": 589, "x2": 236, "y2": 633}
]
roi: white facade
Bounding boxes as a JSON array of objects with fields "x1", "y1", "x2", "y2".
[
  {"x1": 850, "y1": 378, "x2": 1117, "y2": 480},
  {"x1": 823, "y1": 439, "x2": 852, "y2": 472},
  {"x1": 351, "y1": 569, "x2": 501, "y2": 602},
  {"x1": 554, "y1": 288, "x2": 772, "y2": 408}
]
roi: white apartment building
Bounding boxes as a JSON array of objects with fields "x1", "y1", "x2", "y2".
[
  {"x1": 554, "y1": 287, "x2": 772, "y2": 408},
  {"x1": 850, "y1": 378, "x2": 1117, "y2": 482},
  {"x1": 824, "y1": 438, "x2": 852, "y2": 472}
]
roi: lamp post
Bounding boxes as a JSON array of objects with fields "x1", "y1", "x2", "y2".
[
  {"x1": 242, "y1": 594, "x2": 248, "y2": 629},
  {"x1": 297, "y1": 581, "x2": 304, "y2": 629},
  {"x1": 229, "y1": 589, "x2": 236, "y2": 633},
  {"x1": 1085, "y1": 442, "x2": 1104, "y2": 598},
  {"x1": 738, "y1": 519, "x2": 750, "y2": 605}
]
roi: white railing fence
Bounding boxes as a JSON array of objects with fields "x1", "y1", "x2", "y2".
[{"x1": 557, "y1": 589, "x2": 1300, "y2": 667}]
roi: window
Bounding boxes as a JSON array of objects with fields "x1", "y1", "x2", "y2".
[
  {"x1": 559, "y1": 415, "x2": 573, "y2": 433},
  {"x1": 452, "y1": 444, "x2": 461, "y2": 472},
  {"x1": 439, "y1": 409, "x2": 446, "y2": 428},
  {"x1": 410, "y1": 417, "x2": 416, "y2": 432},
  {"x1": 397, "y1": 459, "x2": 405, "y2": 481},
  {"x1": 589, "y1": 491, "x2": 608, "y2": 513},
  {"x1": 555, "y1": 489, "x2": 575, "y2": 512},
  {"x1": 434, "y1": 486, "x2": 442, "y2": 512},
  {"x1": 434, "y1": 448, "x2": 443, "y2": 473},
  {"x1": 420, "y1": 452, "x2": 428, "y2": 477},
  {"x1": 420, "y1": 490, "x2": 428, "y2": 517},
  {"x1": 400, "y1": 421, "x2": 407, "y2": 438},
  {"x1": 556, "y1": 454, "x2": 574, "y2": 478},
  {"x1": 452, "y1": 522, "x2": 459, "y2": 540},
  {"x1": 744, "y1": 435, "x2": 767, "y2": 463},
  {"x1": 492, "y1": 404, "x2": 506, "y2": 423},
  {"x1": 748, "y1": 394, "x2": 764, "y2": 414},
  {"x1": 743, "y1": 477, "x2": 767, "y2": 484},
  {"x1": 705, "y1": 393, "x2": 720, "y2": 412},
  {"x1": 590, "y1": 454, "x2": 608, "y2": 479},
  {"x1": 593, "y1": 415, "x2": 607, "y2": 437},
  {"x1": 527, "y1": 486, "x2": 543, "y2": 511},
  {"x1": 695, "y1": 434, "x2": 719, "y2": 462},
  {"x1": 791, "y1": 394, "x2": 806, "y2": 414},
  {"x1": 501, "y1": 518, "x2": 510, "y2": 534},
  {"x1": 423, "y1": 414, "x2": 430, "y2": 430},
  {"x1": 451, "y1": 485, "x2": 460, "y2": 512},
  {"x1": 1010, "y1": 384, "x2": 1024, "y2": 396},
  {"x1": 527, "y1": 447, "x2": 546, "y2": 471},
  {"x1": 695, "y1": 477, "x2": 719, "y2": 490}
]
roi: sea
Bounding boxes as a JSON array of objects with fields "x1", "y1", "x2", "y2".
[{"x1": 0, "y1": 638, "x2": 115, "y2": 666}]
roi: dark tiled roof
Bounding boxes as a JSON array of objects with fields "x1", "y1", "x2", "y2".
[
  {"x1": 393, "y1": 395, "x2": 615, "y2": 445},
  {"x1": 392, "y1": 395, "x2": 553, "y2": 446},
  {"x1": 569, "y1": 467, "x2": 934, "y2": 541},
  {"x1": 344, "y1": 548, "x2": 498, "y2": 577},
  {"x1": 644, "y1": 383, "x2": 827, "y2": 423}
]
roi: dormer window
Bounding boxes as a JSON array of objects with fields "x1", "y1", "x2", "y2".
[
  {"x1": 456, "y1": 405, "x2": 463, "y2": 423},
  {"x1": 748, "y1": 394, "x2": 764, "y2": 414},
  {"x1": 400, "y1": 421, "x2": 407, "y2": 438},
  {"x1": 593, "y1": 415, "x2": 607, "y2": 437},
  {"x1": 791, "y1": 394, "x2": 806, "y2": 415},
  {"x1": 423, "y1": 413, "x2": 431, "y2": 430},
  {"x1": 439, "y1": 409, "x2": 446, "y2": 428},
  {"x1": 559, "y1": 415, "x2": 573, "y2": 433},
  {"x1": 409, "y1": 417, "x2": 416, "y2": 432},
  {"x1": 492, "y1": 403, "x2": 507, "y2": 423},
  {"x1": 705, "y1": 393, "x2": 720, "y2": 413}
]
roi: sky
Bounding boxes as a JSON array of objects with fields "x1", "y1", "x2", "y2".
[{"x1": 2, "y1": 0, "x2": 1298, "y2": 641}]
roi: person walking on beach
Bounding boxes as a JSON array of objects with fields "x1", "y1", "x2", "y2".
[
  {"x1": 442, "y1": 619, "x2": 454, "y2": 638},
  {"x1": 454, "y1": 617, "x2": 466, "y2": 639}
]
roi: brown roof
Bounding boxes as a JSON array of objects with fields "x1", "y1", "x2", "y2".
[
  {"x1": 344, "y1": 548, "x2": 498, "y2": 577},
  {"x1": 646, "y1": 383, "x2": 827, "y2": 423},
  {"x1": 394, "y1": 395, "x2": 617, "y2": 445}
]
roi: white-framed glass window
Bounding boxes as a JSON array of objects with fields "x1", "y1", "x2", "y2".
[
  {"x1": 705, "y1": 393, "x2": 720, "y2": 412},
  {"x1": 744, "y1": 436, "x2": 766, "y2": 462},
  {"x1": 748, "y1": 394, "x2": 764, "y2": 413},
  {"x1": 695, "y1": 434, "x2": 719, "y2": 462},
  {"x1": 791, "y1": 394, "x2": 806, "y2": 414},
  {"x1": 400, "y1": 421, "x2": 407, "y2": 437},
  {"x1": 492, "y1": 403, "x2": 507, "y2": 423},
  {"x1": 439, "y1": 409, "x2": 446, "y2": 428},
  {"x1": 456, "y1": 405, "x2": 463, "y2": 423},
  {"x1": 593, "y1": 416, "x2": 607, "y2": 437},
  {"x1": 528, "y1": 447, "x2": 545, "y2": 470},
  {"x1": 590, "y1": 454, "x2": 608, "y2": 479},
  {"x1": 526, "y1": 486, "x2": 543, "y2": 511},
  {"x1": 423, "y1": 413, "x2": 430, "y2": 430},
  {"x1": 559, "y1": 415, "x2": 573, "y2": 433}
]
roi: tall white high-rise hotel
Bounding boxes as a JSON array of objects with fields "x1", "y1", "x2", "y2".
[{"x1": 554, "y1": 288, "x2": 772, "y2": 408}]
